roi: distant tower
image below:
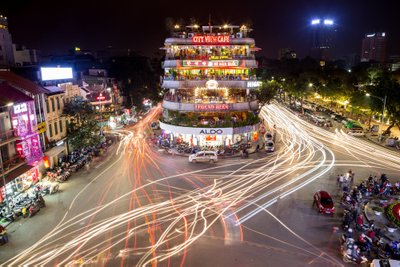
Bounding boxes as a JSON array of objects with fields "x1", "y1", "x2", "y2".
[
  {"x1": 310, "y1": 18, "x2": 336, "y2": 61},
  {"x1": 0, "y1": 15, "x2": 14, "y2": 66},
  {"x1": 361, "y1": 32, "x2": 387, "y2": 62}
]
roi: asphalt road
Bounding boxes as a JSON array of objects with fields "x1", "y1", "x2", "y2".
[{"x1": 2, "y1": 103, "x2": 400, "y2": 266}]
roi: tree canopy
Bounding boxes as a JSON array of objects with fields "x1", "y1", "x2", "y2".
[{"x1": 63, "y1": 96, "x2": 101, "y2": 150}]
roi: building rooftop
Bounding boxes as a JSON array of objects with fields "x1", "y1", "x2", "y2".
[
  {"x1": 44, "y1": 85, "x2": 65, "y2": 95},
  {"x1": 0, "y1": 70, "x2": 49, "y2": 95},
  {"x1": 0, "y1": 82, "x2": 34, "y2": 106}
]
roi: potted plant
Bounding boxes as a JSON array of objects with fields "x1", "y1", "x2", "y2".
[
  {"x1": 372, "y1": 206, "x2": 384, "y2": 216},
  {"x1": 387, "y1": 222, "x2": 397, "y2": 233}
]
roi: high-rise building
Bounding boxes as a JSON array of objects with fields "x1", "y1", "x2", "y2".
[
  {"x1": 160, "y1": 23, "x2": 261, "y2": 148},
  {"x1": 310, "y1": 18, "x2": 336, "y2": 61},
  {"x1": 361, "y1": 32, "x2": 387, "y2": 62},
  {"x1": 0, "y1": 15, "x2": 14, "y2": 66}
]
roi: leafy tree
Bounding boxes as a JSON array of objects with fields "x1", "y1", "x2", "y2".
[
  {"x1": 255, "y1": 80, "x2": 277, "y2": 111},
  {"x1": 63, "y1": 96, "x2": 101, "y2": 150}
]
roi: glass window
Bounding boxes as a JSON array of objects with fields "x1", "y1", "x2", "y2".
[
  {"x1": 49, "y1": 124, "x2": 53, "y2": 137},
  {"x1": 46, "y1": 99, "x2": 50, "y2": 113},
  {"x1": 51, "y1": 98, "x2": 55, "y2": 112},
  {"x1": 56, "y1": 97, "x2": 60, "y2": 111},
  {"x1": 59, "y1": 120, "x2": 63, "y2": 133},
  {"x1": 54, "y1": 122, "x2": 58, "y2": 135}
]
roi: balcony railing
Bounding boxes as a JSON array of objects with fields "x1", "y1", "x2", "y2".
[
  {"x1": 162, "y1": 100, "x2": 258, "y2": 112},
  {"x1": 162, "y1": 59, "x2": 258, "y2": 68},
  {"x1": 163, "y1": 75, "x2": 256, "y2": 81},
  {"x1": 0, "y1": 129, "x2": 17, "y2": 144},
  {"x1": 165, "y1": 55, "x2": 254, "y2": 61},
  {"x1": 160, "y1": 115, "x2": 260, "y2": 128},
  {"x1": 162, "y1": 79, "x2": 251, "y2": 89},
  {"x1": 0, "y1": 155, "x2": 26, "y2": 175}
]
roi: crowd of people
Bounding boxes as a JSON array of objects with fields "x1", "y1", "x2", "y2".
[{"x1": 339, "y1": 171, "x2": 400, "y2": 263}]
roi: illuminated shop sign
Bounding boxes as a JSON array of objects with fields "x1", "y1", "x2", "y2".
[
  {"x1": 182, "y1": 60, "x2": 239, "y2": 67},
  {"x1": 192, "y1": 35, "x2": 230, "y2": 44},
  {"x1": 199, "y1": 129, "x2": 224, "y2": 135},
  {"x1": 206, "y1": 80, "x2": 218, "y2": 89},
  {"x1": 195, "y1": 104, "x2": 229, "y2": 111},
  {"x1": 247, "y1": 81, "x2": 262, "y2": 88},
  {"x1": 13, "y1": 103, "x2": 28, "y2": 114},
  {"x1": 208, "y1": 60, "x2": 239, "y2": 67}
]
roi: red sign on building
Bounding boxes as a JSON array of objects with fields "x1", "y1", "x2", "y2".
[
  {"x1": 195, "y1": 104, "x2": 230, "y2": 111},
  {"x1": 192, "y1": 35, "x2": 230, "y2": 44}
]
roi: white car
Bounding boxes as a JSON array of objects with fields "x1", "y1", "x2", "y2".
[
  {"x1": 347, "y1": 129, "x2": 365, "y2": 137},
  {"x1": 265, "y1": 140, "x2": 275, "y2": 152},
  {"x1": 189, "y1": 151, "x2": 218, "y2": 163},
  {"x1": 265, "y1": 132, "x2": 273, "y2": 141}
]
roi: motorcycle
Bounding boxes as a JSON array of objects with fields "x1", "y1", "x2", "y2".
[
  {"x1": 36, "y1": 195, "x2": 46, "y2": 208},
  {"x1": 28, "y1": 203, "x2": 40, "y2": 217},
  {"x1": 340, "y1": 244, "x2": 368, "y2": 264}
]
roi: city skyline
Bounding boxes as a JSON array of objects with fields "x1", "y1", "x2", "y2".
[{"x1": 0, "y1": 0, "x2": 399, "y2": 59}]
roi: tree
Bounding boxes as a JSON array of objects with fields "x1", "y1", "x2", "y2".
[
  {"x1": 255, "y1": 80, "x2": 278, "y2": 111},
  {"x1": 63, "y1": 96, "x2": 101, "y2": 150}
]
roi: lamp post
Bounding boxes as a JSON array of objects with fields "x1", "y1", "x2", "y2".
[
  {"x1": 0, "y1": 102, "x2": 14, "y2": 212},
  {"x1": 366, "y1": 93, "x2": 387, "y2": 142}
]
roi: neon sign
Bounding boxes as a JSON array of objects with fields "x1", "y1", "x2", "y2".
[
  {"x1": 195, "y1": 104, "x2": 229, "y2": 111},
  {"x1": 182, "y1": 60, "x2": 239, "y2": 67},
  {"x1": 13, "y1": 103, "x2": 28, "y2": 114},
  {"x1": 247, "y1": 81, "x2": 262, "y2": 88},
  {"x1": 192, "y1": 35, "x2": 230, "y2": 44}
]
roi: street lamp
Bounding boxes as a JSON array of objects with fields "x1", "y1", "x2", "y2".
[
  {"x1": 0, "y1": 102, "x2": 14, "y2": 212},
  {"x1": 366, "y1": 93, "x2": 387, "y2": 142}
]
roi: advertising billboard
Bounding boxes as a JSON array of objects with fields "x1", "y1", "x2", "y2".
[{"x1": 40, "y1": 67, "x2": 73, "y2": 81}]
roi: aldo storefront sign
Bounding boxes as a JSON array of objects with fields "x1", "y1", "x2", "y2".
[{"x1": 199, "y1": 129, "x2": 224, "y2": 135}]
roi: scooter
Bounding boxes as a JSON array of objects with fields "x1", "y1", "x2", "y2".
[{"x1": 28, "y1": 203, "x2": 40, "y2": 217}]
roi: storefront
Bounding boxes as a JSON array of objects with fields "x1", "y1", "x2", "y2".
[
  {"x1": 0, "y1": 165, "x2": 40, "y2": 204},
  {"x1": 160, "y1": 121, "x2": 260, "y2": 148}
]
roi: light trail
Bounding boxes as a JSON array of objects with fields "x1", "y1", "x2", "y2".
[{"x1": 5, "y1": 103, "x2": 400, "y2": 266}]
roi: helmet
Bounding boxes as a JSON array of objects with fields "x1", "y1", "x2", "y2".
[
  {"x1": 353, "y1": 245, "x2": 358, "y2": 249},
  {"x1": 348, "y1": 228, "x2": 353, "y2": 233}
]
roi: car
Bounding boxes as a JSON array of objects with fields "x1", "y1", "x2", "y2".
[
  {"x1": 265, "y1": 140, "x2": 275, "y2": 152},
  {"x1": 265, "y1": 132, "x2": 273, "y2": 141},
  {"x1": 347, "y1": 129, "x2": 365, "y2": 137},
  {"x1": 188, "y1": 151, "x2": 218, "y2": 163},
  {"x1": 313, "y1": 190, "x2": 335, "y2": 215}
]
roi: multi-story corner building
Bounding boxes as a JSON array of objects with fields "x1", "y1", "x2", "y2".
[
  {"x1": 0, "y1": 82, "x2": 41, "y2": 204},
  {"x1": 361, "y1": 32, "x2": 387, "y2": 63},
  {"x1": 159, "y1": 24, "x2": 261, "y2": 147},
  {"x1": 0, "y1": 15, "x2": 14, "y2": 66}
]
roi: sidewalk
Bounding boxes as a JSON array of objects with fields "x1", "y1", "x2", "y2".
[{"x1": 1, "y1": 141, "x2": 118, "y2": 231}]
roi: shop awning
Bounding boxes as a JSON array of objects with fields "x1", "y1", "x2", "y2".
[
  {"x1": 45, "y1": 145, "x2": 66, "y2": 157},
  {"x1": 1, "y1": 164, "x2": 34, "y2": 187}
]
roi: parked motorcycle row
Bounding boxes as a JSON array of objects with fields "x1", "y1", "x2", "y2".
[
  {"x1": 157, "y1": 138, "x2": 252, "y2": 156},
  {"x1": 339, "y1": 172, "x2": 400, "y2": 264},
  {"x1": 0, "y1": 141, "x2": 112, "y2": 245}
]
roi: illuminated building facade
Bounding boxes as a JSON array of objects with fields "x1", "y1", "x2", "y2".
[
  {"x1": 361, "y1": 32, "x2": 387, "y2": 63},
  {"x1": 160, "y1": 24, "x2": 261, "y2": 147},
  {"x1": 310, "y1": 18, "x2": 336, "y2": 61},
  {"x1": 0, "y1": 15, "x2": 14, "y2": 66}
]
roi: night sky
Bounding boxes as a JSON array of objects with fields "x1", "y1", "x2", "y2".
[{"x1": 1, "y1": 0, "x2": 399, "y2": 59}]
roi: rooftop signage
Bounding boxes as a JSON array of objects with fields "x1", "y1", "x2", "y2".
[
  {"x1": 182, "y1": 60, "x2": 239, "y2": 67},
  {"x1": 247, "y1": 81, "x2": 262, "y2": 88},
  {"x1": 195, "y1": 104, "x2": 229, "y2": 111},
  {"x1": 192, "y1": 35, "x2": 230, "y2": 44}
]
